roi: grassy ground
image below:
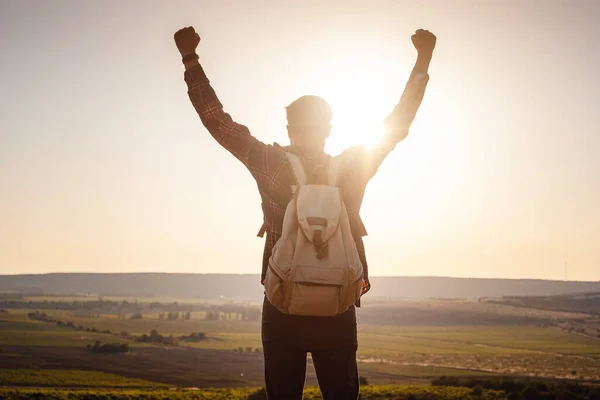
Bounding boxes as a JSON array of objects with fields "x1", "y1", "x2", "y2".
[
  {"x1": 358, "y1": 325, "x2": 600, "y2": 355},
  {"x1": 0, "y1": 320, "x2": 132, "y2": 347},
  {"x1": 0, "y1": 385, "x2": 506, "y2": 400},
  {"x1": 6, "y1": 308, "x2": 258, "y2": 335},
  {"x1": 5, "y1": 309, "x2": 598, "y2": 354},
  {"x1": 1, "y1": 298, "x2": 599, "y2": 386},
  {"x1": 2, "y1": 308, "x2": 600, "y2": 382},
  {"x1": 0, "y1": 369, "x2": 165, "y2": 387},
  {"x1": 356, "y1": 363, "x2": 498, "y2": 378}
]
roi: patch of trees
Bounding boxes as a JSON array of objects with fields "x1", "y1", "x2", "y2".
[
  {"x1": 26, "y1": 311, "x2": 210, "y2": 347},
  {"x1": 158, "y1": 311, "x2": 191, "y2": 320},
  {"x1": 432, "y1": 376, "x2": 600, "y2": 399},
  {"x1": 129, "y1": 313, "x2": 143, "y2": 320},
  {"x1": 179, "y1": 332, "x2": 207, "y2": 342},
  {"x1": 87, "y1": 341, "x2": 130, "y2": 354},
  {"x1": 28, "y1": 311, "x2": 80, "y2": 330},
  {"x1": 8, "y1": 299, "x2": 145, "y2": 313},
  {"x1": 5, "y1": 297, "x2": 263, "y2": 325},
  {"x1": 234, "y1": 347, "x2": 262, "y2": 353},
  {"x1": 205, "y1": 309, "x2": 260, "y2": 321},
  {"x1": 247, "y1": 388, "x2": 267, "y2": 400},
  {"x1": 135, "y1": 329, "x2": 177, "y2": 345},
  {"x1": 27, "y1": 311, "x2": 110, "y2": 334},
  {"x1": 27, "y1": 311, "x2": 55, "y2": 322}
]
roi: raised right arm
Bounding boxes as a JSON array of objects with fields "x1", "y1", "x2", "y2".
[{"x1": 337, "y1": 29, "x2": 436, "y2": 190}]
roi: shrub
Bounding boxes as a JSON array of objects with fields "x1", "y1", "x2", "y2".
[
  {"x1": 179, "y1": 332, "x2": 207, "y2": 342},
  {"x1": 588, "y1": 387, "x2": 600, "y2": 400},
  {"x1": 359, "y1": 376, "x2": 369, "y2": 386},
  {"x1": 471, "y1": 385, "x2": 484, "y2": 397},
  {"x1": 521, "y1": 386, "x2": 539, "y2": 400},
  {"x1": 90, "y1": 342, "x2": 129, "y2": 354},
  {"x1": 536, "y1": 383, "x2": 549, "y2": 392},
  {"x1": 431, "y1": 376, "x2": 460, "y2": 387},
  {"x1": 135, "y1": 329, "x2": 176, "y2": 345},
  {"x1": 247, "y1": 388, "x2": 267, "y2": 400},
  {"x1": 555, "y1": 388, "x2": 579, "y2": 400}
]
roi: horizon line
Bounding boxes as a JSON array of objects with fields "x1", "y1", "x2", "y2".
[{"x1": 0, "y1": 272, "x2": 598, "y2": 283}]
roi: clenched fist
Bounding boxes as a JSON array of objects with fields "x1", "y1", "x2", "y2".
[
  {"x1": 411, "y1": 29, "x2": 436, "y2": 57},
  {"x1": 174, "y1": 26, "x2": 200, "y2": 57}
]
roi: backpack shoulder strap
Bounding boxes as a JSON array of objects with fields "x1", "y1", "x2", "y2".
[
  {"x1": 285, "y1": 152, "x2": 306, "y2": 186},
  {"x1": 327, "y1": 156, "x2": 340, "y2": 186}
]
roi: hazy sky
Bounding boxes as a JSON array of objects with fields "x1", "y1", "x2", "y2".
[{"x1": 1, "y1": 0, "x2": 599, "y2": 280}]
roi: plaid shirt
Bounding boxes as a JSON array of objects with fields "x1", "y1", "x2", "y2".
[{"x1": 184, "y1": 63, "x2": 429, "y2": 284}]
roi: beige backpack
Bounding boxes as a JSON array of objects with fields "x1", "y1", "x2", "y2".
[{"x1": 263, "y1": 152, "x2": 364, "y2": 316}]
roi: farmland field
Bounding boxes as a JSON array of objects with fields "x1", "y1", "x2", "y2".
[
  {"x1": 0, "y1": 386, "x2": 506, "y2": 400},
  {"x1": 1, "y1": 293, "x2": 599, "y2": 393},
  {"x1": 0, "y1": 369, "x2": 165, "y2": 388}
]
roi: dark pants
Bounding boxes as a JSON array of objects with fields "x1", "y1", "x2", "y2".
[{"x1": 261, "y1": 297, "x2": 359, "y2": 400}]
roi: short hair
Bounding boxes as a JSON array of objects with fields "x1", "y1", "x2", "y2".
[{"x1": 285, "y1": 95, "x2": 333, "y2": 128}]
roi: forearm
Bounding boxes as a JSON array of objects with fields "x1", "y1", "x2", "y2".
[
  {"x1": 413, "y1": 53, "x2": 432, "y2": 76},
  {"x1": 382, "y1": 53, "x2": 431, "y2": 143},
  {"x1": 183, "y1": 57, "x2": 227, "y2": 134},
  {"x1": 392, "y1": 53, "x2": 431, "y2": 117},
  {"x1": 181, "y1": 54, "x2": 228, "y2": 130},
  {"x1": 183, "y1": 57, "x2": 200, "y2": 71}
]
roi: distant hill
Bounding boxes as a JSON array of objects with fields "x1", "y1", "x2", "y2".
[
  {"x1": 493, "y1": 292, "x2": 600, "y2": 315},
  {"x1": 0, "y1": 273, "x2": 599, "y2": 300}
]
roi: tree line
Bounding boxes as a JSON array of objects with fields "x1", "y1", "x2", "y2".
[
  {"x1": 26, "y1": 311, "x2": 208, "y2": 347},
  {"x1": 5, "y1": 297, "x2": 261, "y2": 318}
]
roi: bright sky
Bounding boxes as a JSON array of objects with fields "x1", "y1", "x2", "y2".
[{"x1": 1, "y1": 0, "x2": 599, "y2": 281}]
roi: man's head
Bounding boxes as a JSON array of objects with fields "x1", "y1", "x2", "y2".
[{"x1": 286, "y1": 95, "x2": 332, "y2": 152}]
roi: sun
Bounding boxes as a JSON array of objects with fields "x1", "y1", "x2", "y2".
[
  {"x1": 311, "y1": 55, "x2": 460, "y2": 231},
  {"x1": 315, "y1": 57, "x2": 400, "y2": 156}
]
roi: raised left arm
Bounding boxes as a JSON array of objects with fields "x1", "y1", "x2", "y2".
[{"x1": 175, "y1": 26, "x2": 284, "y2": 177}]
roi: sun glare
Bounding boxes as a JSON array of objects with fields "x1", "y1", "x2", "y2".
[
  {"x1": 293, "y1": 49, "x2": 462, "y2": 233},
  {"x1": 312, "y1": 54, "x2": 461, "y2": 228},
  {"x1": 317, "y1": 57, "x2": 397, "y2": 155}
]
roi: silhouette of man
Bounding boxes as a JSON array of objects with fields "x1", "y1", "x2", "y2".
[{"x1": 174, "y1": 26, "x2": 435, "y2": 400}]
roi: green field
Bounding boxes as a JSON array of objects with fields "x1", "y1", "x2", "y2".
[
  {"x1": 0, "y1": 320, "x2": 132, "y2": 347},
  {"x1": 1, "y1": 296, "x2": 599, "y2": 388},
  {"x1": 354, "y1": 363, "x2": 498, "y2": 378},
  {"x1": 0, "y1": 386, "x2": 506, "y2": 400},
  {"x1": 6, "y1": 309, "x2": 258, "y2": 335},
  {"x1": 4, "y1": 309, "x2": 598, "y2": 355},
  {"x1": 359, "y1": 325, "x2": 600, "y2": 355},
  {"x1": 0, "y1": 369, "x2": 165, "y2": 388},
  {"x1": 19, "y1": 295, "x2": 262, "y2": 307}
]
